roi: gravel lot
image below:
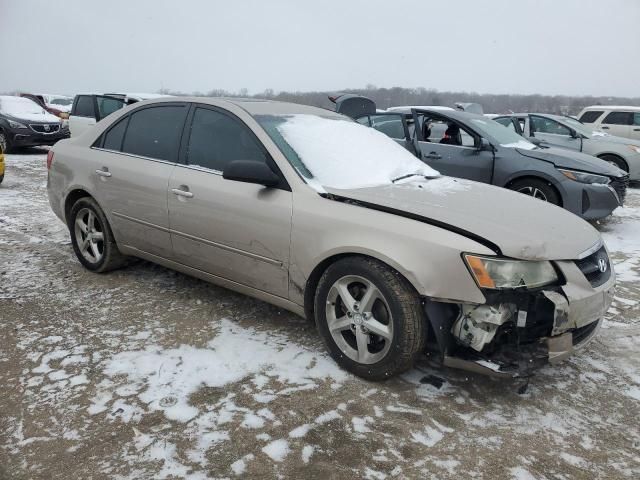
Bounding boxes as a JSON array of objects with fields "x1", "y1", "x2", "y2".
[{"x1": 1, "y1": 149, "x2": 639, "y2": 480}]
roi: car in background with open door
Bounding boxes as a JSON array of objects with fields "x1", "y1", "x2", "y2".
[
  {"x1": 69, "y1": 93, "x2": 169, "y2": 137},
  {"x1": 331, "y1": 95, "x2": 628, "y2": 220},
  {"x1": 493, "y1": 113, "x2": 640, "y2": 181}
]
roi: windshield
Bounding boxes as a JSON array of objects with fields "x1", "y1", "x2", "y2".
[
  {"x1": 0, "y1": 96, "x2": 48, "y2": 116},
  {"x1": 256, "y1": 114, "x2": 439, "y2": 189},
  {"x1": 559, "y1": 116, "x2": 597, "y2": 137},
  {"x1": 468, "y1": 117, "x2": 536, "y2": 150}
]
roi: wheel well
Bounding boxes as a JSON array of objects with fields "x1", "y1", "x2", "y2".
[
  {"x1": 504, "y1": 175, "x2": 563, "y2": 207},
  {"x1": 64, "y1": 189, "x2": 93, "y2": 225},
  {"x1": 303, "y1": 253, "x2": 417, "y2": 323},
  {"x1": 597, "y1": 153, "x2": 628, "y2": 172}
]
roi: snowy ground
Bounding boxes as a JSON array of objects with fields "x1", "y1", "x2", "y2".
[{"x1": 1, "y1": 149, "x2": 639, "y2": 479}]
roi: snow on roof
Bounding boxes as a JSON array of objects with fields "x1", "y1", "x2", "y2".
[
  {"x1": 583, "y1": 105, "x2": 640, "y2": 111},
  {"x1": 275, "y1": 114, "x2": 439, "y2": 189},
  {"x1": 386, "y1": 105, "x2": 455, "y2": 113}
]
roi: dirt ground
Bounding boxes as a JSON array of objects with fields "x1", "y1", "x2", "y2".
[{"x1": 1, "y1": 149, "x2": 639, "y2": 480}]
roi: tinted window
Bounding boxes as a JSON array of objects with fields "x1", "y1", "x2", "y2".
[
  {"x1": 578, "y1": 111, "x2": 604, "y2": 123},
  {"x1": 531, "y1": 116, "x2": 571, "y2": 136},
  {"x1": 186, "y1": 107, "x2": 267, "y2": 171},
  {"x1": 603, "y1": 111, "x2": 633, "y2": 125},
  {"x1": 634, "y1": 113, "x2": 640, "y2": 126},
  {"x1": 96, "y1": 96, "x2": 126, "y2": 120},
  {"x1": 73, "y1": 96, "x2": 95, "y2": 118},
  {"x1": 102, "y1": 117, "x2": 129, "y2": 151},
  {"x1": 121, "y1": 106, "x2": 187, "y2": 161},
  {"x1": 369, "y1": 114, "x2": 405, "y2": 139}
]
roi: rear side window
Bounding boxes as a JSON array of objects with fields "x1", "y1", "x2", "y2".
[
  {"x1": 96, "y1": 96, "x2": 126, "y2": 120},
  {"x1": 578, "y1": 111, "x2": 603, "y2": 123},
  {"x1": 602, "y1": 111, "x2": 633, "y2": 125},
  {"x1": 102, "y1": 117, "x2": 129, "y2": 151},
  {"x1": 73, "y1": 96, "x2": 95, "y2": 118},
  {"x1": 186, "y1": 107, "x2": 268, "y2": 172},
  {"x1": 121, "y1": 105, "x2": 187, "y2": 162}
]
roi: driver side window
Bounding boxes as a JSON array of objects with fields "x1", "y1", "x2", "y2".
[
  {"x1": 531, "y1": 116, "x2": 571, "y2": 136},
  {"x1": 422, "y1": 117, "x2": 476, "y2": 147}
]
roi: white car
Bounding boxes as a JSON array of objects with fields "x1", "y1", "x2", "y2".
[
  {"x1": 578, "y1": 106, "x2": 640, "y2": 141},
  {"x1": 68, "y1": 92, "x2": 170, "y2": 137}
]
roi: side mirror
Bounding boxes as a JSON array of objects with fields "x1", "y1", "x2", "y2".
[
  {"x1": 223, "y1": 160, "x2": 280, "y2": 188},
  {"x1": 479, "y1": 138, "x2": 493, "y2": 151},
  {"x1": 569, "y1": 129, "x2": 579, "y2": 139}
]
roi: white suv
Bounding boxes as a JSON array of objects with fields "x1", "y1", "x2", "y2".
[{"x1": 578, "y1": 106, "x2": 640, "y2": 141}]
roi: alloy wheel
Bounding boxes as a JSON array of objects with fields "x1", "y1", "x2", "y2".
[
  {"x1": 74, "y1": 208, "x2": 105, "y2": 264},
  {"x1": 516, "y1": 186, "x2": 548, "y2": 201},
  {"x1": 326, "y1": 275, "x2": 393, "y2": 364}
]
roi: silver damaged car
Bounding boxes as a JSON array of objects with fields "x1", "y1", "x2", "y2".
[{"x1": 47, "y1": 97, "x2": 615, "y2": 380}]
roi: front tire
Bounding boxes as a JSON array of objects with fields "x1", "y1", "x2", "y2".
[
  {"x1": 599, "y1": 154, "x2": 628, "y2": 173},
  {"x1": 314, "y1": 257, "x2": 426, "y2": 381},
  {"x1": 69, "y1": 197, "x2": 127, "y2": 273},
  {"x1": 509, "y1": 178, "x2": 560, "y2": 205}
]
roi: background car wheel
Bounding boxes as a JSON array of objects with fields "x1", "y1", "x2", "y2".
[
  {"x1": 314, "y1": 256, "x2": 426, "y2": 381},
  {"x1": 69, "y1": 197, "x2": 128, "y2": 273},
  {"x1": 509, "y1": 178, "x2": 560, "y2": 205},
  {"x1": 599, "y1": 154, "x2": 628, "y2": 173},
  {"x1": 0, "y1": 131, "x2": 11, "y2": 153}
]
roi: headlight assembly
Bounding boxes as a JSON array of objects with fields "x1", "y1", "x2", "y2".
[
  {"x1": 464, "y1": 254, "x2": 559, "y2": 289},
  {"x1": 558, "y1": 168, "x2": 609, "y2": 185},
  {"x1": 8, "y1": 119, "x2": 28, "y2": 129}
]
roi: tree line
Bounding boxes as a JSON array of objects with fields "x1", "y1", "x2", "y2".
[{"x1": 157, "y1": 85, "x2": 640, "y2": 115}]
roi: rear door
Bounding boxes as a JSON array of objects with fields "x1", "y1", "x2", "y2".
[
  {"x1": 600, "y1": 111, "x2": 633, "y2": 139},
  {"x1": 633, "y1": 112, "x2": 640, "y2": 140},
  {"x1": 91, "y1": 102, "x2": 189, "y2": 258},
  {"x1": 168, "y1": 104, "x2": 292, "y2": 297},
  {"x1": 412, "y1": 110, "x2": 494, "y2": 183}
]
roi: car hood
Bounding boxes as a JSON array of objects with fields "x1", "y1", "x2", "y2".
[
  {"x1": 6, "y1": 112, "x2": 61, "y2": 123},
  {"x1": 515, "y1": 147, "x2": 623, "y2": 176},
  {"x1": 325, "y1": 177, "x2": 601, "y2": 261},
  {"x1": 589, "y1": 131, "x2": 640, "y2": 147}
]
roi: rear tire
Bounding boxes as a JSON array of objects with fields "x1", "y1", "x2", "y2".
[
  {"x1": 314, "y1": 256, "x2": 426, "y2": 381},
  {"x1": 0, "y1": 130, "x2": 11, "y2": 154},
  {"x1": 509, "y1": 178, "x2": 560, "y2": 205},
  {"x1": 69, "y1": 197, "x2": 128, "y2": 273},
  {"x1": 599, "y1": 154, "x2": 628, "y2": 173}
]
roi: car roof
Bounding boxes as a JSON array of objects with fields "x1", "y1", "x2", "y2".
[
  {"x1": 582, "y1": 105, "x2": 640, "y2": 112},
  {"x1": 386, "y1": 105, "x2": 455, "y2": 113},
  {"x1": 133, "y1": 96, "x2": 343, "y2": 118}
]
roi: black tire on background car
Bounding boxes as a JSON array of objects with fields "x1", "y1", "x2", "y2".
[
  {"x1": 0, "y1": 130, "x2": 11, "y2": 153},
  {"x1": 598, "y1": 154, "x2": 628, "y2": 173},
  {"x1": 69, "y1": 197, "x2": 128, "y2": 273},
  {"x1": 508, "y1": 178, "x2": 560, "y2": 205},
  {"x1": 314, "y1": 256, "x2": 426, "y2": 381}
]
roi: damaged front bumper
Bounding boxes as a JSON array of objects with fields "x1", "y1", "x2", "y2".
[{"x1": 424, "y1": 248, "x2": 615, "y2": 377}]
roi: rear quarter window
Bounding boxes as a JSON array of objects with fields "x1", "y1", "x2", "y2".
[
  {"x1": 578, "y1": 111, "x2": 604, "y2": 123},
  {"x1": 602, "y1": 111, "x2": 633, "y2": 125}
]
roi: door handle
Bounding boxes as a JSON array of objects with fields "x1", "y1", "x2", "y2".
[
  {"x1": 171, "y1": 187, "x2": 194, "y2": 198},
  {"x1": 633, "y1": 128, "x2": 640, "y2": 131},
  {"x1": 424, "y1": 152, "x2": 442, "y2": 159},
  {"x1": 95, "y1": 168, "x2": 111, "y2": 177},
  {"x1": 601, "y1": 126, "x2": 609, "y2": 130}
]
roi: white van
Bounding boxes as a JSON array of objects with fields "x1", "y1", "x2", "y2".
[
  {"x1": 68, "y1": 93, "x2": 169, "y2": 137},
  {"x1": 577, "y1": 106, "x2": 640, "y2": 141}
]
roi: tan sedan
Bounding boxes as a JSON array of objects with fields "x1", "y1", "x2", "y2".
[{"x1": 47, "y1": 97, "x2": 614, "y2": 380}]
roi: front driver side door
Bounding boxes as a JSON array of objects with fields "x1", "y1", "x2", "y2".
[
  {"x1": 412, "y1": 111, "x2": 494, "y2": 183},
  {"x1": 168, "y1": 105, "x2": 292, "y2": 298}
]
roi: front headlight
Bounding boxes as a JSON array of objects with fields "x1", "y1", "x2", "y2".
[
  {"x1": 464, "y1": 254, "x2": 559, "y2": 289},
  {"x1": 8, "y1": 119, "x2": 27, "y2": 129},
  {"x1": 626, "y1": 145, "x2": 640, "y2": 155},
  {"x1": 558, "y1": 168, "x2": 609, "y2": 185}
]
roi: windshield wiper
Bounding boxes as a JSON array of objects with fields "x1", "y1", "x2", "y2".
[{"x1": 392, "y1": 172, "x2": 440, "y2": 183}]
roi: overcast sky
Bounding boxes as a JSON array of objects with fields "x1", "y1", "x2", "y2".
[{"x1": 1, "y1": 0, "x2": 639, "y2": 97}]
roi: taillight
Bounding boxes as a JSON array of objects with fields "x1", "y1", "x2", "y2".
[{"x1": 47, "y1": 150, "x2": 54, "y2": 169}]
